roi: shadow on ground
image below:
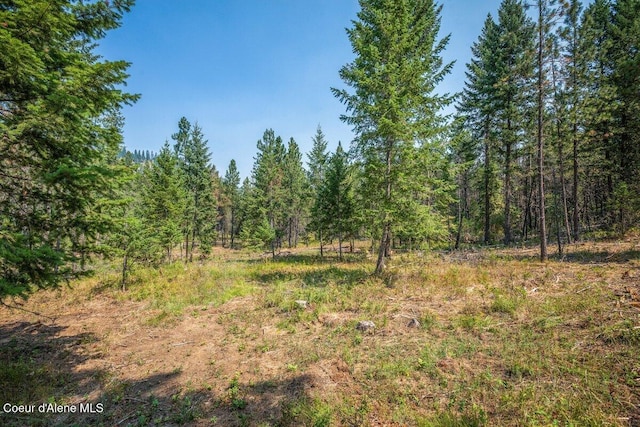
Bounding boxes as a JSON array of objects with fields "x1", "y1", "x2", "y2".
[
  {"x1": 252, "y1": 264, "x2": 370, "y2": 288},
  {"x1": 0, "y1": 320, "x2": 316, "y2": 426},
  {"x1": 446, "y1": 246, "x2": 640, "y2": 266}
]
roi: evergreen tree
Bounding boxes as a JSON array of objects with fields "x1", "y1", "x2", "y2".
[
  {"x1": 495, "y1": 0, "x2": 536, "y2": 245},
  {"x1": 222, "y1": 160, "x2": 241, "y2": 249},
  {"x1": 533, "y1": 0, "x2": 563, "y2": 261},
  {"x1": 459, "y1": 14, "x2": 502, "y2": 244},
  {"x1": 608, "y1": 0, "x2": 640, "y2": 231},
  {"x1": 0, "y1": 0, "x2": 137, "y2": 299},
  {"x1": 105, "y1": 157, "x2": 160, "y2": 290},
  {"x1": 333, "y1": 0, "x2": 453, "y2": 273},
  {"x1": 450, "y1": 118, "x2": 477, "y2": 249},
  {"x1": 172, "y1": 118, "x2": 217, "y2": 260},
  {"x1": 247, "y1": 129, "x2": 287, "y2": 256},
  {"x1": 317, "y1": 143, "x2": 355, "y2": 260},
  {"x1": 139, "y1": 142, "x2": 185, "y2": 262},
  {"x1": 557, "y1": 0, "x2": 587, "y2": 242},
  {"x1": 236, "y1": 177, "x2": 254, "y2": 247},
  {"x1": 307, "y1": 126, "x2": 330, "y2": 193},
  {"x1": 579, "y1": 0, "x2": 615, "y2": 231},
  {"x1": 307, "y1": 125, "x2": 330, "y2": 255},
  {"x1": 283, "y1": 138, "x2": 308, "y2": 248}
]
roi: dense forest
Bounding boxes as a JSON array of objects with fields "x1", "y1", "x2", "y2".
[{"x1": 1, "y1": 0, "x2": 639, "y2": 299}]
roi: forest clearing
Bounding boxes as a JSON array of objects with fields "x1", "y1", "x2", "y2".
[
  {"x1": 2, "y1": 0, "x2": 640, "y2": 425},
  {"x1": 1, "y1": 238, "x2": 639, "y2": 426}
]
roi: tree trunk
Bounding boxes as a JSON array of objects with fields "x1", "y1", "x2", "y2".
[
  {"x1": 376, "y1": 223, "x2": 391, "y2": 274},
  {"x1": 189, "y1": 229, "x2": 195, "y2": 263},
  {"x1": 558, "y1": 136, "x2": 572, "y2": 245},
  {"x1": 537, "y1": 1, "x2": 547, "y2": 262},
  {"x1": 483, "y1": 126, "x2": 492, "y2": 245},
  {"x1": 455, "y1": 197, "x2": 463, "y2": 250},
  {"x1": 121, "y1": 253, "x2": 128, "y2": 291},
  {"x1": 550, "y1": 45, "x2": 572, "y2": 245},
  {"x1": 185, "y1": 233, "x2": 190, "y2": 263},
  {"x1": 455, "y1": 172, "x2": 466, "y2": 250},
  {"x1": 376, "y1": 141, "x2": 393, "y2": 275},
  {"x1": 552, "y1": 167, "x2": 563, "y2": 257},
  {"x1": 504, "y1": 120, "x2": 512, "y2": 246},
  {"x1": 572, "y1": 125, "x2": 579, "y2": 242},
  {"x1": 230, "y1": 209, "x2": 235, "y2": 249}
]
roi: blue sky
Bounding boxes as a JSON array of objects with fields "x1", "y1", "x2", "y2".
[{"x1": 97, "y1": 0, "x2": 507, "y2": 178}]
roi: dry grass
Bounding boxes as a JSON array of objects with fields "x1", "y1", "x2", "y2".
[{"x1": 0, "y1": 240, "x2": 639, "y2": 426}]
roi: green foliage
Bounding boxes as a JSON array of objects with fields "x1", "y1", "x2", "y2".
[
  {"x1": 315, "y1": 143, "x2": 356, "y2": 259},
  {"x1": 172, "y1": 118, "x2": 218, "y2": 260},
  {"x1": 459, "y1": 0, "x2": 535, "y2": 246},
  {"x1": 0, "y1": 0, "x2": 137, "y2": 299},
  {"x1": 283, "y1": 138, "x2": 310, "y2": 248},
  {"x1": 242, "y1": 129, "x2": 310, "y2": 254},
  {"x1": 140, "y1": 143, "x2": 185, "y2": 262},
  {"x1": 333, "y1": 0, "x2": 453, "y2": 272},
  {"x1": 221, "y1": 159, "x2": 241, "y2": 248},
  {"x1": 307, "y1": 126, "x2": 330, "y2": 254}
]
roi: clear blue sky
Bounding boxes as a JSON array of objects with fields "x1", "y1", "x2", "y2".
[{"x1": 97, "y1": 0, "x2": 507, "y2": 178}]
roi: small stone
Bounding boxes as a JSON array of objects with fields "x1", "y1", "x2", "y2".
[
  {"x1": 406, "y1": 318, "x2": 421, "y2": 328},
  {"x1": 356, "y1": 320, "x2": 376, "y2": 332},
  {"x1": 294, "y1": 300, "x2": 308, "y2": 309}
]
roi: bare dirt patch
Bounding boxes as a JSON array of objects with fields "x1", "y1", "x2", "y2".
[{"x1": 1, "y1": 239, "x2": 639, "y2": 426}]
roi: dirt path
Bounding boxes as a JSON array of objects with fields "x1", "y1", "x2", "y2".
[{"x1": 0, "y1": 289, "x2": 353, "y2": 426}]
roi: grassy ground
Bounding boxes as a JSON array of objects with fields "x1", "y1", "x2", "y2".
[{"x1": 0, "y1": 238, "x2": 639, "y2": 426}]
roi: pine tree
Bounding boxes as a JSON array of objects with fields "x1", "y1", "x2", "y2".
[
  {"x1": 317, "y1": 143, "x2": 355, "y2": 260},
  {"x1": 283, "y1": 138, "x2": 308, "y2": 248},
  {"x1": 557, "y1": 0, "x2": 586, "y2": 242},
  {"x1": 140, "y1": 142, "x2": 185, "y2": 262},
  {"x1": 247, "y1": 129, "x2": 287, "y2": 257},
  {"x1": 578, "y1": 0, "x2": 615, "y2": 231},
  {"x1": 459, "y1": 14, "x2": 502, "y2": 245},
  {"x1": 172, "y1": 118, "x2": 217, "y2": 261},
  {"x1": 609, "y1": 0, "x2": 640, "y2": 231},
  {"x1": 106, "y1": 158, "x2": 161, "y2": 290},
  {"x1": 533, "y1": 0, "x2": 563, "y2": 261},
  {"x1": 307, "y1": 126, "x2": 330, "y2": 256},
  {"x1": 222, "y1": 160, "x2": 241, "y2": 249},
  {"x1": 494, "y1": 0, "x2": 536, "y2": 245},
  {"x1": 333, "y1": 0, "x2": 453, "y2": 273},
  {"x1": 0, "y1": 0, "x2": 137, "y2": 299},
  {"x1": 450, "y1": 118, "x2": 477, "y2": 249}
]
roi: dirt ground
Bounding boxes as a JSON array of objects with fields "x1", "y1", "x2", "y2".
[
  {"x1": 1, "y1": 293, "x2": 331, "y2": 426},
  {"x1": 1, "y1": 239, "x2": 639, "y2": 426}
]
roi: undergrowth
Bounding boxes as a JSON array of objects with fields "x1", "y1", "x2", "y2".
[{"x1": 1, "y1": 242, "x2": 638, "y2": 426}]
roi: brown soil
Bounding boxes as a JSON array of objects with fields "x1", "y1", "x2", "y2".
[{"x1": 1, "y1": 238, "x2": 639, "y2": 426}]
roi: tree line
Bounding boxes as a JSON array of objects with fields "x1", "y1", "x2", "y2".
[
  {"x1": 1, "y1": 0, "x2": 638, "y2": 299},
  {"x1": 115, "y1": 122, "x2": 366, "y2": 280},
  {"x1": 456, "y1": 0, "x2": 640, "y2": 260}
]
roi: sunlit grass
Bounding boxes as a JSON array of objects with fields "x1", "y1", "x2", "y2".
[{"x1": 4, "y1": 241, "x2": 638, "y2": 426}]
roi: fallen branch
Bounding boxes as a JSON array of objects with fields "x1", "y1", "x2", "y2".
[
  {"x1": 0, "y1": 299, "x2": 55, "y2": 321},
  {"x1": 116, "y1": 411, "x2": 137, "y2": 426}
]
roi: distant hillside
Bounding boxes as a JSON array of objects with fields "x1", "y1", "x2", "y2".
[{"x1": 118, "y1": 147, "x2": 157, "y2": 163}]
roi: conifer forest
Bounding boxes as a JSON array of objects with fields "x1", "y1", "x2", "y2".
[{"x1": 1, "y1": 1, "x2": 639, "y2": 426}]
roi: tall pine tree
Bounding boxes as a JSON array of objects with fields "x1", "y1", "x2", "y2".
[
  {"x1": 172, "y1": 118, "x2": 217, "y2": 261},
  {"x1": 222, "y1": 159, "x2": 241, "y2": 249},
  {"x1": 0, "y1": 0, "x2": 137, "y2": 299},
  {"x1": 333, "y1": 0, "x2": 453, "y2": 273},
  {"x1": 317, "y1": 143, "x2": 356, "y2": 260},
  {"x1": 307, "y1": 125, "x2": 330, "y2": 256}
]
